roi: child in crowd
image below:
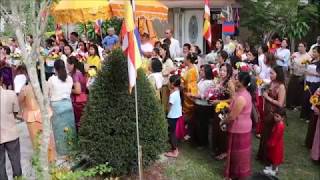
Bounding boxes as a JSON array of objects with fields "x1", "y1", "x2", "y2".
[
  {"x1": 165, "y1": 75, "x2": 182, "y2": 158},
  {"x1": 263, "y1": 107, "x2": 286, "y2": 176},
  {"x1": 148, "y1": 58, "x2": 163, "y2": 99}
]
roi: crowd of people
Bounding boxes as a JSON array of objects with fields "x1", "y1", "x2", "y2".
[
  {"x1": 143, "y1": 32, "x2": 320, "y2": 180},
  {"x1": 0, "y1": 30, "x2": 110, "y2": 179},
  {"x1": 0, "y1": 26, "x2": 319, "y2": 180}
]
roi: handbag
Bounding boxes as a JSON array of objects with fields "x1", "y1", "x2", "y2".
[{"x1": 72, "y1": 93, "x2": 88, "y2": 103}]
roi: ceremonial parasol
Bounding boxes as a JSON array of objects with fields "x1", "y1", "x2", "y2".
[
  {"x1": 109, "y1": 0, "x2": 168, "y2": 21},
  {"x1": 50, "y1": 0, "x2": 112, "y2": 24}
]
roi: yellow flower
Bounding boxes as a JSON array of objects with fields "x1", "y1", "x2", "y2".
[
  {"x1": 235, "y1": 62, "x2": 241, "y2": 69},
  {"x1": 64, "y1": 127, "x2": 69, "y2": 133},
  {"x1": 215, "y1": 101, "x2": 229, "y2": 113},
  {"x1": 215, "y1": 106, "x2": 221, "y2": 113},
  {"x1": 301, "y1": 59, "x2": 310, "y2": 65},
  {"x1": 256, "y1": 78, "x2": 264, "y2": 86},
  {"x1": 304, "y1": 85, "x2": 309, "y2": 91},
  {"x1": 88, "y1": 68, "x2": 97, "y2": 77},
  {"x1": 310, "y1": 95, "x2": 319, "y2": 106}
]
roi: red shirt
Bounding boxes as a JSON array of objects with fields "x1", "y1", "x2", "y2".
[{"x1": 267, "y1": 121, "x2": 285, "y2": 165}]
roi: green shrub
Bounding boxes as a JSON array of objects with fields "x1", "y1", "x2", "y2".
[{"x1": 79, "y1": 49, "x2": 167, "y2": 176}]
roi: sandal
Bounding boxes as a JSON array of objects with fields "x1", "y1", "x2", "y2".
[{"x1": 215, "y1": 153, "x2": 227, "y2": 160}]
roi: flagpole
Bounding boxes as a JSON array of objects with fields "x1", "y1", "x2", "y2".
[
  {"x1": 130, "y1": 0, "x2": 143, "y2": 179},
  {"x1": 134, "y1": 81, "x2": 143, "y2": 180}
]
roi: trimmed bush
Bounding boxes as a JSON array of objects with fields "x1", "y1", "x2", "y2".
[{"x1": 79, "y1": 49, "x2": 167, "y2": 176}]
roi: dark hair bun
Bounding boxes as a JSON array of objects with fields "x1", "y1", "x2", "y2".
[
  {"x1": 169, "y1": 75, "x2": 181, "y2": 87},
  {"x1": 187, "y1": 52, "x2": 198, "y2": 64}
]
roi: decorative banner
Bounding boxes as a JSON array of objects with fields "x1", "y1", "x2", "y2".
[
  {"x1": 203, "y1": 0, "x2": 212, "y2": 47},
  {"x1": 222, "y1": 21, "x2": 235, "y2": 36}
]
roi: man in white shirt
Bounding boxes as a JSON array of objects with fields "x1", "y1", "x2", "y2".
[
  {"x1": 275, "y1": 39, "x2": 290, "y2": 73},
  {"x1": 69, "y1": 32, "x2": 79, "y2": 51},
  {"x1": 223, "y1": 35, "x2": 235, "y2": 56},
  {"x1": 164, "y1": 29, "x2": 181, "y2": 59},
  {"x1": 309, "y1": 36, "x2": 320, "y2": 54},
  {"x1": 0, "y1": 75, "x2": 22, "y2": 180},
  {"x1": 140, "y1": 33, "x2": 154, "y2": 58},
  {"x1": 258, "y1": 44, "x2": 271, "y2": 82}
]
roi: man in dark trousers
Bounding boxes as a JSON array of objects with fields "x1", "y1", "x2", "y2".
[{"x1": 0, "y1": 72, "x2": 22, "y2": 180}]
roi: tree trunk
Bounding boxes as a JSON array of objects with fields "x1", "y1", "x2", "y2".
[
  {"x1": 15, "y1": 26, "x2": 52, "y2": 180},
  {"x1": 290, "y1": 38, "x2": 295, "y2": 53},
  {"x1": 8, "y1": 1, "x2": 52, "y2": 179}
]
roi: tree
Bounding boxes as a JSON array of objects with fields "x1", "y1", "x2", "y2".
[
  {"x1": 241, "y1": 0, "x2": 319, "y2": 49},
  {"x1": 77, "y1": 18, "x2": 122, "y2": 43},
  {"x1": 79, "y1": 49, "x2": 168, "y2": 176},
  {"x1": 0, "y1": 0, "x2": 54, "y2": 179}
]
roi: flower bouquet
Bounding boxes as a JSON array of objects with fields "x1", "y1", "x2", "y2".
[
  {"x1": 170, "y1": 63, "x2": 187, "y2": 77},
  {"x1": 76, "y1": 53, "x2": 87, "y2": 63},
  {"x1": 10, "y1": 52, "x2": 22, "y2": 66},
  {"x1": 236, "y1": 61, "x2": 260, "y2": 76},
  {"x1": 205, "y1": 87, "x2": 221, "y2": 101},
  {"x1": 205, "y1": 85, "x2": 231, "y2": 102},
  {"x1": 88, "y1": 68, "x2": 97, "y2": 78},
  {"x1": 310, "y1": 89, "x2": 320, "y2": 110},
  {"x1": 87, "y1": 67, "x2": 97, "y2": 89},
  {"x1": 301, "y1": 59, "x2": 311, "y2": 65},
  {"x1": 236, "y1": 62, "x2": 251, "y2": 73},
  {"x1": 210, "y1": 64, "x2": 219, "y2": 78},
  {"x1": 256, "y1": 78, "x2": 271, "y2": 96},
  {"x1": 46, "y1": 52, "x2": 60, "y2": 67},
  {"x1": 173, "y1": 57, "x2": 184, "y2": 67},
  {"x1": 215, "y1": 101, "x2": 230, "y2": 131}
]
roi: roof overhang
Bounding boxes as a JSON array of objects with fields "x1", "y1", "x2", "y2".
[{"x1": 160, "y1": 0, "x2": 241, "y2": 9}]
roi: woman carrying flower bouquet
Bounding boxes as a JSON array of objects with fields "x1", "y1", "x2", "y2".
[
  {"x1": 61, "y1": 45, "x2": 76, "y2": 67},
  {"x1": 304, "y1": 46, "x2": 320, "y2": 149},
  {"x1": 256, "y1": 52, "x2": 276, "y2": 137},
  {"x1": 212, "y1": 63, "x2": 235, "y2": 160},
  {"x1": 205, "y1": 39, "x2": 224, "y2": 64},
  {"x1": 87, "y1": 44, "x2": 101, "y2": 71},
  {"x1": 191, "y1": 64, "x2": 214, "y2": 147},
  {"x1": 76, "y1": 41, "x2": 88, "y2": 61},
  {"x1": 160, "y1": 43, "x2": 175, "y2": 113},
  {"x1": 287, "y1": 42, "x2": 311, "y2": 110},
  {"x1": 224, "y1": 71, "x2": 254, "y2": 180},
  {"x1": 66, "y1": 56, "x2": 87, "y2": 132},
  {"x1": 257, "y1": 66, "x2": 286, "y2": 164},
  {"x1": 182, "y1": 52, "x2": 198, "y2": 121}
]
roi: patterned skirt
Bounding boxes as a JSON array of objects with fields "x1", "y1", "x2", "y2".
[
  {"x1": 51, "y1": 99, "x2": 76, "y2": 156},
  {"x1": 224, "y1": 132, "x2": 252, "y2": 179}
]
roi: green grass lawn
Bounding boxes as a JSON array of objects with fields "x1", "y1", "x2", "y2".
[{"x1": 163, "y1": 110, "x2": 320, "y2": 180}]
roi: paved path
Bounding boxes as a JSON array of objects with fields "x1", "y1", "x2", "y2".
[{"x1": 6, "y1": 121, "x2": 35, "y2": 180}]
